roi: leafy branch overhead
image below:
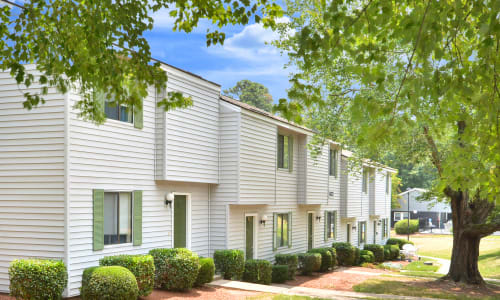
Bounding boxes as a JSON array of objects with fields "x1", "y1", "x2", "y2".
[{"x1": 0, "y1": 0, "x2": 283, "y2": 123}]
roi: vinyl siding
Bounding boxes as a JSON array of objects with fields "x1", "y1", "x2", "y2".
[
  {"x1": 306, "y1": 138, "x2": 328, "y2": 204},
  {"x1": 162, "y1": 68, "x2": 220, "y2": 184},
  {"x1": 0, "y1": 66, "x2": 66, "y2": 293}
]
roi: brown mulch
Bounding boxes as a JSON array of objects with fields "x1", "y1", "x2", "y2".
[{"x1": 1, "y1": 286, "x2": 266, "y2": 300}]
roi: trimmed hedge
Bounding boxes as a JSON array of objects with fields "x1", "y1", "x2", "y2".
[
  {"x1": 275, "y1": 253, "x2": 298, "y2": 280},
  {"x1": 213, "y1": 249, "x2": 245, "y2": 280},
  {"x1": 272, "y1": 265, "x2": 289, "y2": 283},
  {"x1": 332, "y1": 242, "x2": 356, "y2": 266},
  {"x1": 297, "y1": 253, "x2": 321, "y2": 275},
  {"x1": 99, "y1": 254, "x2": 154, "y2": 297},
  {"x1": 395, "y1": 219, "x2": 419, "y2": 234},
  {"x1": 359, "y1": 250, "x2": 375, "y2": 264},
  {"x1": 242, "y1": 260, "x2": 272, "y2": 285},
  {"x1": 308, "y1": 248, "x2": 333, "y2": 272},
  {"x1": 354, "y1": 247, "x2": 361, "y2": 265},
  {"x1": 326, "y1": 247, "x2": 337, "y2": 269},
  {"x1": 9, "y1": 259, "x2": 67, "y2": 300},
  {"x1": 386, "y1": 238, "x2": 414, "y2": 249},
  {"x1": 195, "y1": 258, "x2": 215, "y2": 286},
  {"x1": 81, "y1": 266, "x2": 138, "y2": 300},
  {"x1": 363, "y1": 244, "x2": 384, "y2": 263},
  {"x1": 149, "y1": 248, "x2": 199, "y2": 291},
  {"x1": 384, "y1": 244, "x2": 400, "y2": 260}
]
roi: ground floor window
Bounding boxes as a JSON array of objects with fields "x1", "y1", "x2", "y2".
[
  {"x1": 358, "y1": 221, "x2": 367, "y2": 245},
  {"x1": 382, "y1": 218, "x2": 388, "y2": 238},
  {"x1": 275, "y1": 213, "x2": 290, "y2": 248},
  {"x1": 104, "y1": 192, "x2": 132, "y2": 245},
  {"x1": 394, "y1": 212, "x2": 408, "y2": 222},
  {"x1": 325, "y1": 211, "x2": 337, "y2": 239}
]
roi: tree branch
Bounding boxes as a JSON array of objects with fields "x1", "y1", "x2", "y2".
[{"x1": 423, "y1": 126, "x2": 443, "y2": 176}]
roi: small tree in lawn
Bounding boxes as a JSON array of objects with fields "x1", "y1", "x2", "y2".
[{"x1": 275, "y1": 0, "x2": 500, "y2": 285}]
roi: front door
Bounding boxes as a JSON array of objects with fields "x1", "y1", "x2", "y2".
[
  {"x1": 347, "y1": 224, "x2": 351, "y2": 243},
  {"x1": 245, "y1": 216, "x2": 254, "y2": 260},
  {"x1": 373, "y1": 221, "x2": 377, "y2": 243},
  {"x1": 174, "y1": 195, "x2": 187, "y2": 248},
  {"x1": 307, "y1": 213, "x2": 313, "y2": 250}
]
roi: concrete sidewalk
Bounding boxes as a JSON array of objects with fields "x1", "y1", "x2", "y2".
[{"x1": 208, "y1": 279, "x2": 445, "y2": 300}]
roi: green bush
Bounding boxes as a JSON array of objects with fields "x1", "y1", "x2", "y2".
[
  {"x1": 394, "y1": 219, "x2": 419, "y2": 234},
  {"x1": 99, "y1": 254, "x2": 154, "y2": 297},
  {"x1": 213, "y1": 249, "x2": 245, "y2": 280},
  {"x1": 271, "y1": 265, "x2": 289, "y2": 283},
  {"x1": 9, "y1": 259, "x2": 67, "y2": 300},
  {"x1": 275, "y1": 253, "x2": 298, "y2": 280},
  {"x1": 363, "y1": 244, "x2": 384, "y2": 263},
  {"x1": 354, "y1": 247, "x2": 361, "y2": 265},
  {"x1": 297, "y1": 253, "x2": 321, "y2": 275},
  {"x1": 80, "y1": 266, "x2": 138, "y2": 300},
  {"x1": 332, "y1": 242, "x2": 356, "y2": 266},
  {"x1": 359, "y1": 250, "x2": 375, "y2": 264},
  {"x1": 384, "y1": 245, "x2": 400, "y2": 260},
  {"x1": 386, "y1": 238, "x2": 414, "y2": 249},
  {"x1": 308, "y1": 248, "x2": 333, "y2": 272},
  {"x1": 149, "y1": 248, "x2": 199, "y2": 291},
  {"x1": 242, "y1": 260, "x2": 272, "y2": 285},
  {"x1": 196, "y1": 258, "x2": 215, "y2": 286},
  {"x1": 326, "y1": 247, "x2": 337, "y2": 269}
]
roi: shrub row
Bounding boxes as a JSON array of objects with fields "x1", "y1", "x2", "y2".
[
  {"x1": 308, "y1": 247, "x2": 337, "y2": 272},
  {"x1": 298, "y1": 253, "x2": 321, "y2": 275},
  {"x1": 275, "y1": 253, "x2": 298, "y2": 280},
  {"x1": 332, "y1": 242, "x2": 357, "y2": 266},
  {"x1": 395, "y1": 219, "x2": 419, "y2": 234},
  {"x1": 243, "y1": 259, "x2": 272, "y2": 284},
  {"x1": 363, "y1": 244, "x2": 384, "y2": 263},
  {"x1": 214, "y1": 249, "x2": 245, "y2": 280},
  {"x1": 386, "y1": 237, "x2": 414, "y2": 249},
  {"x1": 149, "y1": 248, "x2": 200, "y2": 291}
]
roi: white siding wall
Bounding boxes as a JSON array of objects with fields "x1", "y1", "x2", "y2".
[
  {"x1": 306, "y1": 138, "x2": 328, "y2": 204},
  {"x1": 0, "y1": 67, "x2": 66, "y2": 293},
  {"x1": 162, "y1": 68, "x2": 220, "y2": 184},
  {"x1": 239, "y1": 112, "x2": 276, "y2": 204},
  {"x1": 375, "y1": 170, "x2": 388, "y2": 217}
]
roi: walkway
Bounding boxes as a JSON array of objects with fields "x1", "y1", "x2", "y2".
[{"x1": 209, "y1": 279, "x2": 445, "y2": 300}]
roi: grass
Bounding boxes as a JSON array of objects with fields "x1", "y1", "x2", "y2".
[
  {"x1": 403, "y1": 260, "x2": 440, "y2": 272},
  {"x1": 353, "y1": 278, "x2": 499, "y2": 300},
  {"x1": 392, "y1": 232, "x2": 500, "y2": 279},
  {"x1": 248, "y1": 296, "x2": 329, "y2": 300}
]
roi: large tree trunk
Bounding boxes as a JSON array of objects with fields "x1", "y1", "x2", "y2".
[{"x1": 443, "y1": 189, "x2": 495, "y2": 285}]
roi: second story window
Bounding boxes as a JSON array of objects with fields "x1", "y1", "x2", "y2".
[
  {"x1": 277, "y1": 134, "x2": 293, "y2": 170},
  {"x1": 105, "y1": 100, "x2": 133, "y2": 123},
  {"x1": 386, "y1": 173, "x2": 391, "y2": 194},
  {"x1": 362, "y1": 168, "x2": 368, "y2": 194},
  {"x1": 329, "y1": 149, "x2": 338, "y2": 177}
]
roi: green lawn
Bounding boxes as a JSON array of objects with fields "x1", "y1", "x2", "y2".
[
  {"x1": 392, "y1": 232, "x2": 500, "y2": 279},
  {"x1": 403, "y1": 260, "x2": 440, "y2": 272}
]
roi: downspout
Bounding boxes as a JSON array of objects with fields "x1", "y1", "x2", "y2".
[{"x1": 63, "y1": 91, "x2": 71, "y2": 297}]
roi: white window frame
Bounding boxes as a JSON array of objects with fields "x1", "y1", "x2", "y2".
[
  {"x1": 171, "y1": 192, "x2": 192, "y2": 250},
  {"x1": 244, "y1": 213, "x2": 259, "y2": 259},
  {"x1": 103, "y1": 190, "x2": 133, "y2": 249},
  {"x1": 325, "y1": 211, "x2": 336, "y2": 240},
  {"x1": 275, "y1": 212, "x2": 290, "y2": 248}
]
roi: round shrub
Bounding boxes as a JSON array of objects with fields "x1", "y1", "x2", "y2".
[
  {"x1": 297, "y1": 253, "x2": 321, "y2": 275},
  {"x1": 242, "y1": 259, "x2": 272, "y2": 285},
  {"x1": 354, "y1": 247, "x2": 361, "y2": 265},
  {"x1": 332, "y1": 242, "x2": 356, "y2": 266},
  {"x1": 99, "y1": 254, "x2": 154, "y2": 297},
  {"x1": 195, "y1": 257, "x2": 215, "y2": 286},
  {"x1": 149, "y1": 248, "x2": 199, "y2": 291},
  {"x1": 326, "y1": 247, "x2": 337, "y2": 268},
  {"x1": 275, "y1": 253, "x2": 298, "y2": 280},
  {"x1": 386, "y1": 238, "x2": 414, "y2": 249},
  {"x1": 308, "y1": 248, "x2": 333, "y2": 272},
  {"x1": 81, "y1": 266, "x2": 138, "y2": 300},
  {"x1": 359, "y1": 250, "x2": 375, "y2": 264},
  {"x1": 9, "y1": 259, "x2": 67, "y2": 300},
  {"x1": 272, "y1": 265, "x2": 289, "y2": 283},
  {"x1": 363, "y1": 244, "x2": 384, "y2": 263},
  {"x1": 394, "y1": 219, "x2": 419, "y2": 234},
  {"x1": 213, "y1": 249, "x2": 245, "y2": 280},
  {"x1": 384, "y1": 244, "x2": 400, "y2": 260}
]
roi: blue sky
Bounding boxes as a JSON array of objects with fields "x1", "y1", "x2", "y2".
[{"x1": 146, "y1": 10, "x2": 291, "y2": 101}]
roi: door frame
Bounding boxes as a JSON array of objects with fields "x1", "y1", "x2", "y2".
[
  {"x1": 171, "y1": 192, "x2": 192, "y2": 249},
  {"x1": 244, "y1": 213, "x2": 258, "y2": 259},
  {"x1": 307, "y1": 211, "x2": 315, "y2": 250}
]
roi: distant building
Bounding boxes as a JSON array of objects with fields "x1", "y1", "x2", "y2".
[{"x1": 392, "y1": 188, "x2": 451, "y2": 230}]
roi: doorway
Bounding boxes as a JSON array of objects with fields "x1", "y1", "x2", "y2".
[
  {"x1": 173, "y1": 194, "x2": 190, "y2": 248},
  {"x1": 245, "y1": 213, "x2": 257, "y2": 259},
  {"x1": 307, "y1": 212, "x2": 314, "y2": 251}
]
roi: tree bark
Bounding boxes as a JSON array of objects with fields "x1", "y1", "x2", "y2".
[{"x1": 446, "y1": 222, "x2": 483, "y2": 284}]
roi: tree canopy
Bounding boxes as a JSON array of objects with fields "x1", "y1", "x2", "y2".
[
  {"x1": 224, "y1": 79, "x2": 274, "y2": 111},
  {"x1": 0, "y1": 0, "x2": 282, "y2": 123},
  {"x1": 276, "y1": 0, "x2": 500, "y2": 284}
]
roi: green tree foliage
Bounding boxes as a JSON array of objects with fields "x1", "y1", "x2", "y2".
[
  {"x1": 224, "y1": 79, "x2": 274, "y2": 111},
  {"x1": 0, "y1": 0, "x2": 282, "y2": 123},
  {"x1": 276, "y1": 0, "x2": 500, "y2": 285}
]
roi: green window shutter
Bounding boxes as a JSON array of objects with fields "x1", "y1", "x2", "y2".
[
  {"x1": 273, "y1": 213, "x2": 278, "y2": 251},
  {"x1": 93, "y1": 189, "x2": 104, "y2": 251},
  {"x1": 134, "y1": 101, "x2": 143, "y2": 129},
  {"x1": 288, "y1": 212, "x2": 292, "y2": 248},
  {"x1": 133, "y1": 190, "x2": 143, "y2": 246},
  {"x1": 324, "y1": 211, "x2": 328, "y2": 241},
  {"x1": 288, "y1": 136, "x2": 293, "y2": 172}
]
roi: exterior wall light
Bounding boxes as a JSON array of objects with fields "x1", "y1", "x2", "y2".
[
  {"x1": 165, "y1": 192, "x2": 175, "y2": 207},
  {"x1": 316, "y1": 216, "x2": 322, "y2": 222},
  {"x1": 260, "y1": 215, "x2": 268, "y2": 226}
]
